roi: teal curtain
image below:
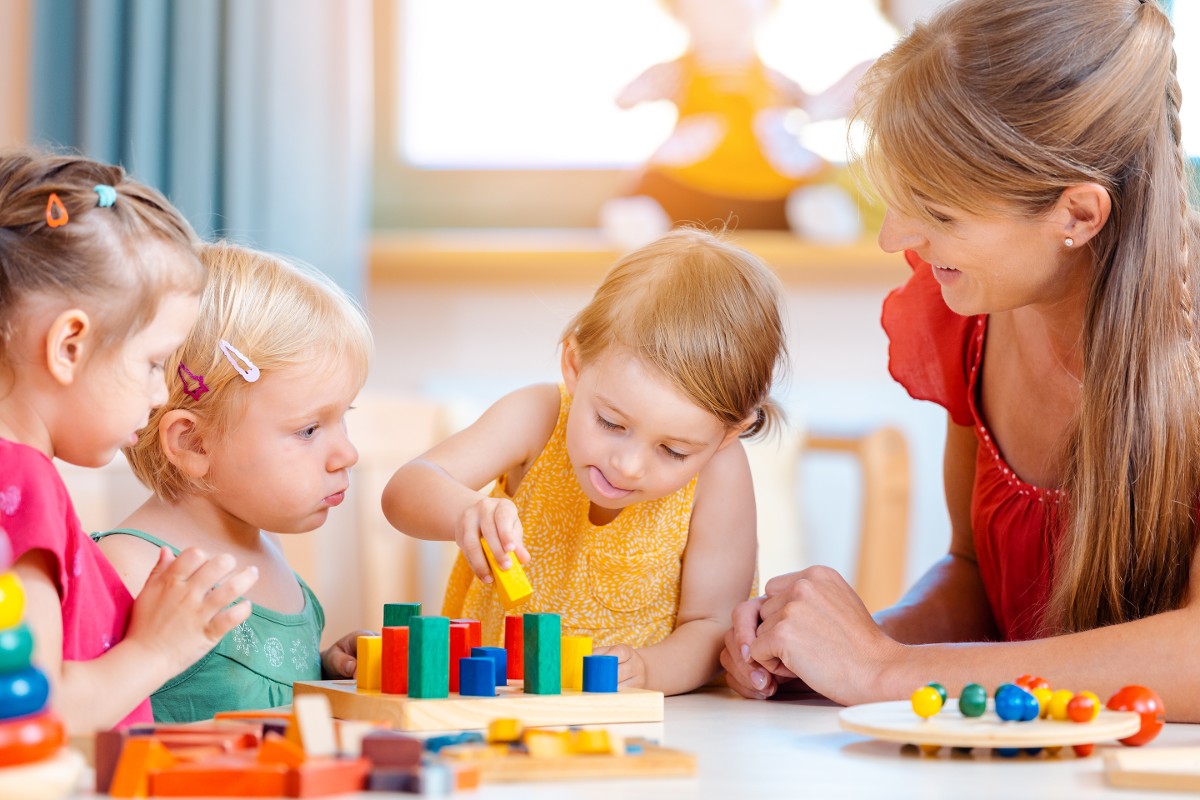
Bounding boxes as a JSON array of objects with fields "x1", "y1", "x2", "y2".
[{"x1": 29, "y1": 0, "x2": 373, "y2": 298}]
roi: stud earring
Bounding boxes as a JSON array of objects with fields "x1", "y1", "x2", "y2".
[{"x1": 1064, "y1": 237, "x2": 1074, "y2": 247}]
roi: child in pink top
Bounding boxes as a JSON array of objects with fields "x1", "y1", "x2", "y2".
[{"x1": 0, "y1": 150, "x2": 258, "y2": 734}]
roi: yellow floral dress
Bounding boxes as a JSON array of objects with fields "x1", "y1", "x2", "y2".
[{"x1": 442, "y1": 385, "x2": 696, "y2": 649}]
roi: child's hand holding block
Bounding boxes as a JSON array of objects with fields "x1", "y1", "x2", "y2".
[{"x1": 480, "y1": 538, "x2": 533, "y2": 610}]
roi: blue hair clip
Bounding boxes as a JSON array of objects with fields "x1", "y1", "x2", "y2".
[{"x1": 93, "y1": 184, "x2": 117, "y2": 208}]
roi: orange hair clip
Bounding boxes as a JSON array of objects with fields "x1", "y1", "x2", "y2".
[{"x1": 45, "y1": 193, "x2": 68, "y2": 228}]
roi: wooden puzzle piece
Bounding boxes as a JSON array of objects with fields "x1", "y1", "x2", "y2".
[
  {"x1": 292, "y1": 679, "x2": 663, "y2": 732},
  {"x1": 480, "y1": 539, "x2": 533, "y2": 610}
]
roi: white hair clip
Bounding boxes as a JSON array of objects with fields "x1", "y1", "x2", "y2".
[{"x1": 218, "y1": 339, "x2": 260, "y2": 383}]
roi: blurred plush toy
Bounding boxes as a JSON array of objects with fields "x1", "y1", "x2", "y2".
[{"x1": 601, "y1": 0, "x2": 872, "y2": 246}]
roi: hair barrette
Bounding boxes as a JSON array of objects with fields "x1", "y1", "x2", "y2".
[
  {"x1": 219, "y1": 340, "x2": 260, "y2": 383},
  {"x1": 177, "y1": 362, "x2": 209, "y2": 401},
  {"x1": 93, "y1": 184, "x2": 117, "y2": 208},
  {"x1": 45, "y1": 193, "x2": 68, "y2": 228}
]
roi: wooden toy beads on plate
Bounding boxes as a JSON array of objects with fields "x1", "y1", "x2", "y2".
[{"x1": 839, "y1": 675, "x2": 1164, "y2": 758}]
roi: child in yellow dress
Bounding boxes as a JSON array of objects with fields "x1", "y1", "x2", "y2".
[{"x1": 382, "y1": 228, "x2": 786, "y2": 695}]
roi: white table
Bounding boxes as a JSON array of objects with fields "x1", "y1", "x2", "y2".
[{"x1": 68, "y1": 687, "x2": 1200, "y2": 799}]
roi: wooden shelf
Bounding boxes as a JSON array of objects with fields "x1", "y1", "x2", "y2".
[{"x1": 369, "y1": 229, "x2": 907, "y2": 286}]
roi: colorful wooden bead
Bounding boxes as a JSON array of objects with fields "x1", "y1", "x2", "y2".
[
  {"x1": 959, "y1": 683, "x2": 987, "y2": 718},
  {"x1": 926, "y1": 682, "x2": 947, "y2": 705},
  {"x1": 910, "y1": 686, "x2": 943, "y2": 719},
  {"x1": 1106, "y1": 685, "x2": 1165, "y2": 746},
  {"x1": 0, "y1": 709, "x2": 63, "y2": 767},
  {"x1": 0, "y1": 623, "x2": 33, "y2": 674},
  {"x1": 1031, "y1": 687, "x2": 1054, "y2": 718},
  {"x1": 0, "y1": 666, "x2": 48, "y2": 720},
  {"x1": 1066, "y1": 692, "x2": 1098, "y2": 723},
  {"x1": 1047, "y1": 689, "x2": 1075, "y2": 721},
  {"x1": 0, "y1": 572, "x2": 24, "y2": 630},
  {"x1": 994, "y1": 685, "x2": 1031, "y2": 722}
]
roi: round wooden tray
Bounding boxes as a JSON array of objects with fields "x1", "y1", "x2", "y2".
[{"x1": 839, "y1": 699, "x2": 1140, "y2": 748}]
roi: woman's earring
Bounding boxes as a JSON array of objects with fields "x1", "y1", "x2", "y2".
[{"x1": 1064, "y1": 237, "x2": 1074, "y2": 247}]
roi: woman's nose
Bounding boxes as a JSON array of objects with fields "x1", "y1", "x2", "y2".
[{"x1": 878, "y1": 210, "x2": 926, "y2": 253}]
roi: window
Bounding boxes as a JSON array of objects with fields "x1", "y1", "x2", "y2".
[{"x1": 375, "y1": 0, "x2": 901, "y2": 227}]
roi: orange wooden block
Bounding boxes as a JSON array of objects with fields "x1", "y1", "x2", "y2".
[
  {"x1": 109, "y1": 738, "x2": 178, "y2": 798},
  {"x1": 454, "y1": 762, "x2": 482, "y2": 790},
  {"x1": 285, "y1": 755, "x2": 371, "y2": 797},
  {"x1": 450, "y1": 618, "x2": 483, "y2": 650},
  {"x1": 257, "y1": 732, "x2": 307, "y2": 768},
  {"x1": 381, "y1": 626, "x2": 410, "y2": 694},
  {"x1": 449, "y1": 623, "x2": 472, "y2": 693},
  {"x1": 148, "y1": 755, "x2": 288, "y2": 797}
]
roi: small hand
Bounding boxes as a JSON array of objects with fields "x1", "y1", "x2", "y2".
[
  {"x1": 127, "y1": 547, "x2": 259, "y2": 676},
  {"x1": 321, "y1": 629, "x2": 376, "y2": 678},
  {"x1": 592, "y1": 643, "x2": 647, "y2": 689},
  {"x1": 455, "y1": 497, "x2": 530, "y2": 582}
]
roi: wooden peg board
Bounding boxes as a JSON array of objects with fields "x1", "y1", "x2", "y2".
[
  {"x1": 1105, "y1": 748, "x2": 1200, "y2": 791},
  {"x1": 293, "y1": 679, "x2": 663, "y2": 732},
  {"x1": 839, "y1": 699, "x2": 1140, "y2": 749},
  {"x1": 442, "y1": 739, "x2": 696, "y2": 782}
]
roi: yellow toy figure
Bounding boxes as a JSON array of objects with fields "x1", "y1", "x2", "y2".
[{"x1": 601, "y1": 0, "x2": 871, "y2": 245}]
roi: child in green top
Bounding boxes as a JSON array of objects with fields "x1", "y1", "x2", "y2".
[{"x1": 95, "y1": 241, "x2": 374, "y2": 722}]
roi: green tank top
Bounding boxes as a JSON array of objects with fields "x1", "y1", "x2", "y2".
[{"x1": 90, "y1": 528, "x2": 326, "y2": 723}]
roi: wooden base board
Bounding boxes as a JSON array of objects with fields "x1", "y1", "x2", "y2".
[
  {"x1": 444, "y1": 739, "x2": 695, "y2": 782},
  {"x1": 1105, "y1": 748, "x2": 1200, "y2": 791},
  {"x1": 840, "y1": 699, "x2": 1140, "y2": 749},
  {"x1": 293, "y1": 680, "x2": 664, "y2": 732}
]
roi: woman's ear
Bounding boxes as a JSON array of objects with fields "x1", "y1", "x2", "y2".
[
  {"x1": 560, "y1": 337, "x2": 582, "y2": 394},
  {"x1": 159, "y1": 410, "x2": 210, "y2": 479},
  {"x1": 45, "y1": 309, "x2": 91, "y2": 386},
  {"x1": 1056, "y1": 182, "x2": 1112, "y2": 248}
]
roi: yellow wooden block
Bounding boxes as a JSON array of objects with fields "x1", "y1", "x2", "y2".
[
  {"x1": 560, "y1": 636, "x2": 592, "y2": 691},
  {"x1": 356, "y1": 635, "x2": 383, "y2": 692},
  {"x1": 568, "y1": 729, "x2": 612, "y2": 755},
  {"x1": 480, "y1": 539, "x2": 533, "y2": 610},
  {"x1": 523, "y1": 731, "x2": 570, "y2": 759},
  {"x1": 487, "y1": 718, "x2": 523, "y2": 744}
]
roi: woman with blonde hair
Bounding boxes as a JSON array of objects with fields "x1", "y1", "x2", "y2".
[{"x1": 723, "y1": 0, "x2": 1200, "y2": 720}]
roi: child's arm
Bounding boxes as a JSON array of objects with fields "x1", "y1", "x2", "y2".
[
  {"x1": 595, "y1": 439, "x2": 758, "y2": 696},
  {"x1": 381, "y1": 384, "x2": 559, "y2": 581},
  {"x1": 17, "y1": 546, "x2": 258, "y2": 735}
]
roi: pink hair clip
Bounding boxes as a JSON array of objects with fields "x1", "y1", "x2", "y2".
[
  {"x1": 219, "y1": 340, "x2": 260, "y2": 383},
  {"x1": 177, "y1": 362, "x2": 209, "y2": 401}
]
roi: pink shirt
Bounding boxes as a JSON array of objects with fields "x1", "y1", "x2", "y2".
[{"x1": 0, "y1": 438, "x2": 152, "y2": 727}]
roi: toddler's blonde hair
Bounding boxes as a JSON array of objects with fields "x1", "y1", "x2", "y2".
[
  {"x1": 565, "y1": 227, "x2": 787, "y2": 438},
  {"x1": 126, "y1": 241, "x2": 373, "y2": 501}
]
